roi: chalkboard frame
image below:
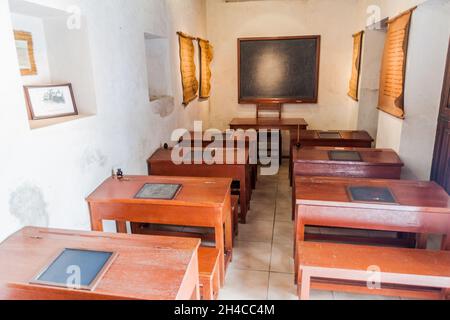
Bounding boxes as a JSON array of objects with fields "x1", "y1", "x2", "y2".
[{"x1": 238, "y1": 35, "x2": 321, "y2": 104}]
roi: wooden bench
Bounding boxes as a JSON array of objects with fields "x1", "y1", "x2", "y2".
[
  {"x1": 297, "y1": 241, "x2": 450, "y2": 300},
  {"x1": 231, "y1": 195, "x2": 239, "y2": 238},
  {"x1": 199, "y1": 247, "x2": 221, "y2": 300}
]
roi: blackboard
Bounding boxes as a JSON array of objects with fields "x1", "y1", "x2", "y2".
[{"x1": 238, "y1": 36, "x2": 320, "y2": 104}]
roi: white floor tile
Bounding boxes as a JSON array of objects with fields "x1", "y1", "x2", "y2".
[
  {"x1": 270, "y1": 241, "x2": 295, "y2": 274},
  {"x1": 232, "y1": 241, "x2": 272, "y2": 272},
  {"x1": 237, "y1": 220, "x2": 274, "y2": 243},
  {"x1": 220, "y1": 269, "x2": 270, "y2": 300}
]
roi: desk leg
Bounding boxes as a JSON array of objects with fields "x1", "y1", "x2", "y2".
[
  {"x1": 299, "y1": 271, "x2": 311, "y2": 300},
  {"x1": 251, "y1": 164, "x2": 257, "y2": 190},
  {"x1": 215, "y1": 223, "x2": 226, "y2": 288},
  {"x1": 294, "y1": 206, "x2": 305, "y2": 284},
  {"x1": 417, "y1": 234, "x2": 428, "y2": 249},
  {"x1": 441, "y1": 233, "x2": 450, "y2": 251},
  {"x1": 240, "y1": 176, "x2": 248, "y2": 224},
  {"x1": 88, "y1": 204, "x2": 104, "y2": 232},
  {"x1": 292, "y1": 177, "x2": 296, "y2": 221},
  {"x1": 225, "y1": 208, "x2": 233, "y2": 264},
  {"x1": 116, "y1": 222, "x2": 127, "y2": 234}
]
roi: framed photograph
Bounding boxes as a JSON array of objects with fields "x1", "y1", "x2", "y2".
[
  {"x1": 14, "y1": 30, "x2": 37, "y2": 76},
  {"x1": 24, "y1": 84, "x2": 78, "y2": 120}
]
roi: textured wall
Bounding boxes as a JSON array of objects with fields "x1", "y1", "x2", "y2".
[
  {"x1": 373, "y1": 0, "x2": 450, "y2": 180},
  {"x1": 0, "y1": 0, "x2": 209, "y2": 241},
  {"x1": 206, "y1": 0, "x2": 365, "y2": 131}
]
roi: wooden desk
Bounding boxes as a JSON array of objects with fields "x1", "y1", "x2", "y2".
[
  {"x1": 294, "y1": 176, "x2": 450, "y2": 293},
  {"x1": 179, "y1": 134, "x2": 258, "y2": 189},
  {"x1": 291, "y1": 130, "x2": 375, "y2": 185},
  {"x1": 230, "y1": 118, "x2": 309, "y2": 176},
  {"x1": 298, "y1": 130, "x2": 374, "y2": 147},
  {"x1": 86, "y1": 175, "x2": 233, "y2": 286},
  {"x1": 0, "y1": 227, "x2": 200, "y2": 300},
  {"x1": 147, "y1": 148, "x2": 252, "y2": 223},
  {"x1": 291, "y1": 147, "x2": 404, "y2": 219}
]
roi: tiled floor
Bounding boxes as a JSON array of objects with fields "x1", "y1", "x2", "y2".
[{"x1": 219, "y1": 161, "x2": 409, "y2": 300}]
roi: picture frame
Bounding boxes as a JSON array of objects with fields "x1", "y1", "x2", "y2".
[
  {"x1": 14, "y1": 30, "x2": 37, "y2": 76},
  {"x1": 24, "y1": 84, "x2": 78, "y2": 120}
]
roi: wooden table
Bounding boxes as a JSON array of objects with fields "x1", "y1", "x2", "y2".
[
  {"x1": 0, "y1": 227, "x2": 201, "y2": 300},
  {"x1": 294, "y1": 176, "x2": 450, "y2": 293},
  {"x1": 148, "y1": 148, "x2": 252, "y2": 223},
  {"x1": 87, "y1": 175, "x2": 233, "y2": 286},
  {"x1": 291, "y1": 147, "x2": 404, "y2": 219},
  {"x1": 230, "y1": 118, "x2": 309, "y2": 176},
  {"x1": 291, "y1": 130, "x2": 375, "y2": 185}
]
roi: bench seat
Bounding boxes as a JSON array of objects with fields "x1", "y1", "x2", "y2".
[
  {"x1": 199, "y1": 247, "x2": 221, "y2": 300},
  {"x1": 297, "y1": 241, "x2": 450, "y2": 300}
]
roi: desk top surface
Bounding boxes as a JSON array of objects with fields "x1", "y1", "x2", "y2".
[
  {"x1": 0, "y1": 227, "x2": 200, "y2": 300},
  {"x1": 299, "y1": 130, "x2": 374, "y2": 142},
  {"x1": 293, "y1": 147, "x2": 403, "y2": 166},
  {"x1": 230, "y1": 117, "x2": 308, "y2": 127},
  {"x1": 87, "y1": 175, "x2": 231, "y2": 207},
  {"x1": 295, "y1": 176, "x2": 450, "y2": 212},
  {"x1": 148, "y1": 148, "x2": 249, "y2": 165}
]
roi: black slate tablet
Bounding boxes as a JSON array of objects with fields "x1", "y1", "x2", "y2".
[
  {"x1": 135, "y1": 183, "x2": 182, "y2": 200},
  {"x1": 347, "y1": 186, "x2": 397, "y2": 204},
  {"x1": 329, "y1": 150, "x2": 363, "y2": 162},
  {"x1": 318, "y1": 132, "x2": 342, "y2": 139},
  {"x1": 31, "y1": 248, "x2": 116, "y2": 291}
]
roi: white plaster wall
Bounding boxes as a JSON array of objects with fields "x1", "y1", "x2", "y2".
[
  {"x1": 11, "y1": 13, "x2": 51, "y2": 85},
  {"x1": 206, "y1": 0, "x2": 364, "y2": 131},
  {"x1": 375, "y1": 113, "x2": 403, "y2": 152},
  {"x1": 357, "y1": 29, "x2": 386, "y2": 141},
  {"x1": 398, "y1": 0, "x2": 450, "y2": 180},
  {"x1": 373, "y1": 0, "x2": 449, "y2": 180},
  {"x1": 0, "y1": 0, "x2": 209, "y2": 242},
  {"x1": 145, "y1": 36, "x2": 172, "y2": 100}
]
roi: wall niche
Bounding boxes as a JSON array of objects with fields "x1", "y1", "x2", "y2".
[
  {"x1": 144, "y1": 33, "x2": 174, "y2": 117},
  {"x1": 9, "y1": 0, "x2": 97, "y2": 129}
]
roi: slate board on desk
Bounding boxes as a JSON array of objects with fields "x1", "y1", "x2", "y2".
[
  {"x1": 329, "y1": 151, "x2": 362, "y2": 162},
  {"x1": 347, "y1": 186, "x2": 397, "y2": 204},
  {"x1": 31, "y1": 249, "x2": 115, "y2": 290},
  {"x1": 135, "y1": 183, "x2": 182, "y2": 200},
  {"x1": 318, "y1": 132, "x2": 342, "y2": 139}
]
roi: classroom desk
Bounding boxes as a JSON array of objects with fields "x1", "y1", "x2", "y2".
[
  {"x1": 178, "y1": 133, "x2": 258, "y2": 189},
  {"x1": 230, "y1": 118, "x2": 309, "y2": 176},
  {"x1": 291, "y1": 130, "x2": 375, "y2": 185},
  {"x1": 291, "y1": 147, "x2": 404, "y2": 219},
  {"x1": 86, "y1": 175, "x2": 232, "y2": 286},
  {"x1": 294, "y1": 176, "x2": 450, "y2": 293},
  {"x1": 147, "y1": 148, "x2": 252, "y2": 223},
  {"x1": 297, "y1": 130, "x2": 374, "y2": 147},
  {"x1": 0, "y1": 227, "x2": 201, "y2": 300}
]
